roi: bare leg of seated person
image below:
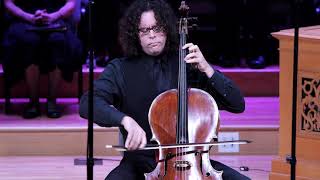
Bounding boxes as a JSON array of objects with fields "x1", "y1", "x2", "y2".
[
  {"x1": 47, "y1": 67, "x2": 62, "y2": 118},
  {"x1": 23, "y1": 64, "x2": 41, "y2": 119}
]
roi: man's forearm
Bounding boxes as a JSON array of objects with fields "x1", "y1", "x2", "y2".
[
  {"x1": 4, "y1": 0, "x2": 33, "y2": 22},
  {"x1": 79, "y1": 93, "x2": 126, "y2": 127},
  {"x1": 54, "y1": 0, "x2": 76, "y2": 19}
]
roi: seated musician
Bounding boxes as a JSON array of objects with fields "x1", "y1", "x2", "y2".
[
  {"x1": 79, "y1": 0, "x2": 250, "y2": 179},
  {"x1": 2, "y1": 0, "x2": 82, "y2": 118}
]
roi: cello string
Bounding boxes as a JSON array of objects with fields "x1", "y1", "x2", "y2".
[
  {"x1": 182, "y1": 31, "x2": 185, "y2": 175},
  {"x1": 176, "y1": 31, "x2": 180, "y2": 179},
  {"x1": 181, "y1": 29, "x2": 185, "y2": 177},
  {"x1": 182, "y1": 29, "x2": 187, "y2": 177},
  {"x1": 178, "y1": 25, "x2": 182, "y2": 166}
]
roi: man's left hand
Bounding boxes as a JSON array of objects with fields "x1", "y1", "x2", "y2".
[{"x1": 183, "y1": 43, "x2": 214, "y2": 78}]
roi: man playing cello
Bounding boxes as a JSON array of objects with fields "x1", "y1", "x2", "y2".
[{"x1": 80, "y1": 0, "x2": 249, "y2": 179}]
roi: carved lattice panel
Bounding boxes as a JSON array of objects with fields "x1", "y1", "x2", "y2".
[{"x1": 297, "y1": 71, "x2": 320, "y2": 139}]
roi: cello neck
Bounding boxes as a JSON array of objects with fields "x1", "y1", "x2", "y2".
[{"x1": 177, "y1": 2, "x2": 189, "y2": 144}]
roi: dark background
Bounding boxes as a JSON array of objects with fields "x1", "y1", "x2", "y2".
[{"x1": 2, "y1": 0, "x2": 320, "y2": 66}]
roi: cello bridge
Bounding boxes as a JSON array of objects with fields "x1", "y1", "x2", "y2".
[{"x1": 173, "y1": 160, "x2": 191, "y2": 171}]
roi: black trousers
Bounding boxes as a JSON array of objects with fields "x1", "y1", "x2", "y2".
[{"x1": 105, "y1": 156, "x2": 251, "y2": 180}]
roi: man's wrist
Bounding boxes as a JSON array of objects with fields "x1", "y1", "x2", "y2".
[
  {"x1": 121, "y1": 116, "x2": 130, "y2": 127},
  {"x1": 57, "y1": 11, "x2": 63, "y2": 19},
  {"x1": 53, "y1": 11, "x2": 63, "y2": 21},
  {"x1": 205, "y1": 66, "x2": 214, "y2": 78},
  {"x1": 23, "y1": 13, "x2": 34, "y2": 23}
]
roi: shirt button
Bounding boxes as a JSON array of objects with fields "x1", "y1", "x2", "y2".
[{"x1": 223, "y1": 94, "x2": 227, "y2": 97}]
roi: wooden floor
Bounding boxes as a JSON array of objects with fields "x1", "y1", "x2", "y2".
[{"x1": 0, "y1": 155, "x2": 274, "y2": 180}]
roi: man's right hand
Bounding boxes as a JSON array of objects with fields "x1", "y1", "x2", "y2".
[
  {"x1": 25, "y1": 13, "x2": 41, "y2": 25},
  {"x1": 25, "y1": 9, "x2": 46, "y2": 25},
  {"x1": 121, "y1": 116, "x2": 147, "y2": 150}
]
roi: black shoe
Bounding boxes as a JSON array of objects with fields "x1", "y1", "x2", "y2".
[
  {"x1": 247, "y1": 55, "x2": 266, "y2": 69},
  {"x1": 23, "y1": 102, "x2": 41, "y2": 119},
  {"x1": 46, "y1": 101, "x2": 61, "y2": 118}
]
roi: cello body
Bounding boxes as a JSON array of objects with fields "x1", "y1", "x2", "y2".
[{"x1": 145, "y1": 89, "x2": 223, "y2": 180}]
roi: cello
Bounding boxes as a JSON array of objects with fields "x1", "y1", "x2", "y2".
[{"x1": 144, "y1": 1, "x2": 223, "y2": 179}]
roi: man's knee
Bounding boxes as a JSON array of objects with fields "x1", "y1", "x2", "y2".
[
  {"x1": 210, "y1": 160, "x2": 251, "y2": 180},
  {"x1": 105, "y1": 171, "x2": 129, "y2": 180},
  {"x1": 7, "y1": 23, "x2": 41, "y2": 46}
]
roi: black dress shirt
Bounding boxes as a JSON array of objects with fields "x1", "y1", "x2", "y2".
[{"x1": 79, "y1": 54, "x2": 245, "y2": 128}]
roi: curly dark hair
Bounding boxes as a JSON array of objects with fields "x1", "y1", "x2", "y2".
[{"x1": 119, "y1": 0, "x2": 178, "y2": 57}]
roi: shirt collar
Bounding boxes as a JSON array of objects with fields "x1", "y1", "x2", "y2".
[{"x1": 140, "y1": 52, "x2": 169, "y2": 66}]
